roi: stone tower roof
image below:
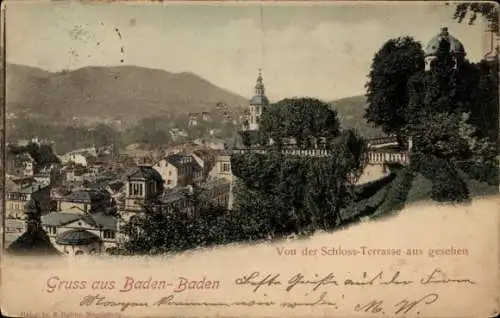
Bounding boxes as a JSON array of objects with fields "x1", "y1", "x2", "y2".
[
  {"x1": 424, "y1": 27, "x2": 466, "y2": 58},
  {"x1": 250, "y1": 69, "x2": 269, "y2": 106}
]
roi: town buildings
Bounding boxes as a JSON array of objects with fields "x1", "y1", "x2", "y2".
[
  {"x1": 153, "y1": 154, "x2": 202, "y2": 188},
  {"x1": 6, "y1": 152, "x2": 35, "y2": 177},
  {"x1": 5, "y1": 177, "x2": 51, "y2": 219}
]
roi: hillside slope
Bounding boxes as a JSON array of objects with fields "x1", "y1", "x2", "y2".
[
  {"x1": 330, "y1": 95, "x2": 384, "y2": 138},
  {"x1": 6, "y1": 64, "x2": 248, "y2": 124}
]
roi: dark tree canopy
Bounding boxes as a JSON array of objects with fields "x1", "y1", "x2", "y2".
[
  {"x1": 451, "y1": 2, "x2": 499, "y2": 34},
  {"x1": 364, "y1": 37, "x2": 425, "y2": 139},
  {"x1": 260, "y1": 98, "x2": 340, "y2": 149},
  {"x1": 8, "y1": 142, "x2": 60, "y2": 173},
  {"x1": 232, "y1": 129, "x2": 367, "y2": 232},
  {"x1": 422, "y1": 39, "x2": 459, "y2": 114}
]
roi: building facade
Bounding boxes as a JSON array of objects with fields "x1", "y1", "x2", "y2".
[
  {"x1": 153, "y1": 154, "x2": 202, "y2": 188},
  {"x1": 122, "y1": 165, "x2": 164, "y2": 220}
]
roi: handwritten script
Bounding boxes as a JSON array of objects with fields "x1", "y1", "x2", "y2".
[
  {"x1": 79, "y1": 292, "x2": 439, "y2": 315},
  {"x1": 76, "y1": 268, "x2": 474, "y2": 314},
  {"x1": 234, "y1": 268, "x2": 475, "y2": 292}
]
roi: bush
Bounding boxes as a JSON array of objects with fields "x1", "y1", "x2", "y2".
[
  {"x1": 375, "y1": 167, "x2": 415, "y2": 215},
  {"x1": 431, "y1": 164, "x2": 470, "y2": 202},
  {"x1": 410, "y1": 152, "x2": 471, "y2": 203},
  {"x1": 456, "y1": 160, "x2": 499, "y2": 186},
  {"x1": 354, "y1": 172, "x2": 397, "y2": 201}
]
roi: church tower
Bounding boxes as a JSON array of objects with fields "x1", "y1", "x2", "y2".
[{"x1": 246, "y1": 69, "x2": 269, "y2": 131}]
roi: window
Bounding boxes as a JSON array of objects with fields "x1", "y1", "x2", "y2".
[
  {"x1": 47, "y1": 226, "x2": 56, "y2": 235},
  {"x1": 103, "y1": 230, "x2": 115, "y2": 239},
  {"x1": 130, "y1": 183, "x2": 143, "y2": 196},
  {"x1": 222, "y1": 163, "x2": 230, "y2": 172},
  {"x1": 167, "y1": 180, "x2": 172, "y2": 185},
  {"x1": 169, "y1": 171, "x2": 172, "y2": 176}
]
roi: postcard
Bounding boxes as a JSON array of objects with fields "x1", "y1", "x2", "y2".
[{"x1": 1, "y1": 1, "x2": 499, "y2": 317}]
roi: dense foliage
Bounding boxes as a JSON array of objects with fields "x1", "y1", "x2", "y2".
[
  {"x1": 364, "y1": 37, "x2": 425, "y2": 144},
  {"x1": 451, "y1": 2, "x2": 499, "y2": 34},
  {"x1": 260, "y1": 98, "x2": 341, "y2": 148},
  {"x1": 119, "y1": 204, "x2": 244, "y2": 255},
  {"x1": 8, "y1": 142, "x2": 60, "y2": 172},
  {"x1": 118, "y1": 129, "x2": 369, "y2": 254},
  {"x1": 8, "y1": 113, "x2": 238, "y2": 154},
  {"x1": 365, "y1": 28, "x2": 499, "y2": 202},
  {"x1": 232, "y1": 129, "x2": 367, "y2": 233}
]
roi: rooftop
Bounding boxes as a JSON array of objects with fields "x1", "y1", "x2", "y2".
[
  {"x1": 128, "y1": 165, "x2": 163, "y2": 183},
  {"x1": 424, "y1": 27, "x2": 466, "y2": 57},
  {"x1": 55, "y1": 229, "x2": 101, "y2": 246},
  {"x1": 42, "y1": 211, "x2": 117, "y2": 231},
  {"x1": 62, "y1": 188, "x2": 111, "y2": 204}
]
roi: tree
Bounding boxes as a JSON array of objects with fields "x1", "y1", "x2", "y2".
[
  {"x1": 119, "y1": 200, "x2": 246, "y2": 255},
  {"x1": 231, "y1": 129, "x2": 367, "y2": 234},
  {"x1": 451, "y1": 2, "x2": 499, "y2": 34},
  {"x1": 410, "y1": 112, "x2": 474, "y2": 161},
  {"x1": 407, "y1": 40, "x2": 497, "y2": 162},
  {"x1": 260, "y1": 98, "x2": 340, "y2": 149},
  {"x1": 465, "y1": 59, "x2": 499, "y2": 144},
  {"x1": 365, "y1": 36, "x2": 425, "y2": 146}
]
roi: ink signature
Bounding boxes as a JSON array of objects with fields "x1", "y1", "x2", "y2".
[{"x1": 354, "y1": 293, "x2": 439, "y2": 315}]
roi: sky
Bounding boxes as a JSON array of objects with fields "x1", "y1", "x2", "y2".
[{"x1": 4, "y1": 1, "x2": 491, "y2": 101}]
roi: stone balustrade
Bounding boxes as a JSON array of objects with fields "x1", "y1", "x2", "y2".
[
  {"x1": 366, "y1": 135, "x2": 399, "y2": 146},
  {"x1": 232, "y1": 148, "x2": 409, "y2": 165}
]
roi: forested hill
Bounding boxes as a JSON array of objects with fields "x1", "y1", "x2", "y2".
[
  {"x1": 6, "y1": 64, "x2": 248, "y2": 124},
  {"x1": 329, "y1": 95, "x2": 384, "y2": 139}
]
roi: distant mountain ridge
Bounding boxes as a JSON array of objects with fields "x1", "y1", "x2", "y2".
[
  {"x1": 6, "y1": 64, "x2": 249, "y2": 124},
  {"x1": 5, "y1": 62, "x2": 383, "y2": 138},
  {"x1": 330, "y1": 95, "x2": 384, "y2": 138}
]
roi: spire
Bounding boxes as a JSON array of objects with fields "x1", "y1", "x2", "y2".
[{"x1": 254, "y1": 68, "x2": 265, "y2": 96}]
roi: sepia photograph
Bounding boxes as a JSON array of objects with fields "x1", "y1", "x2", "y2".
[{"x1": 0, "y1": 1, "x2": 499, "y2": 317}]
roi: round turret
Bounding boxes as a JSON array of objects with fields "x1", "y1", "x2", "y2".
[{"x1": 424, "y1": 27, "x2": 466, "y2": 70}]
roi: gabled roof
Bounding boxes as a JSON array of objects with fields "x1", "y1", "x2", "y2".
[{"x1": 128, "y1": 165, "x2": 163, "y2": 183}]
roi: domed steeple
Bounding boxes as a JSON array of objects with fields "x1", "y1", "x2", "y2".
[
  {"x1": 424, "y1": 27, "x2": 466, "y2": 70},
  {"x1": 250, "y1": 69, "x2": 269, "y2": 106},
  {"x1": 246, "y1": 69, "x2": 269, "y2": 131}
]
